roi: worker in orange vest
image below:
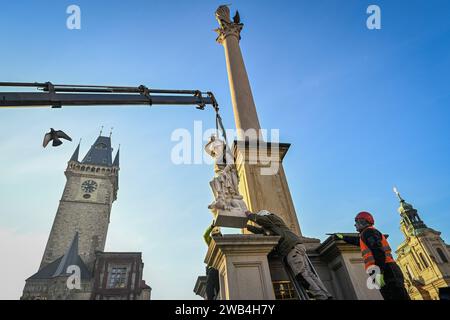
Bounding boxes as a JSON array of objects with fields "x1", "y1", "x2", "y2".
[{"x1": 334, "y1": 211, "x2": 410, "y2": 300}]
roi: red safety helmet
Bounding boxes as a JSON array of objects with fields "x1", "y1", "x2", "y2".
[{"x1": 355, "y1": 211, "x2": 374, "y2": 225}]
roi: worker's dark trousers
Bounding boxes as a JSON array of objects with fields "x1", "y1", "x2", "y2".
[
  {"x1": 380, "y1": 263, "x2": 410, "y2": 300},
  {"x1": 205, "y1": 267, "x2": 219, "y2": 300}
]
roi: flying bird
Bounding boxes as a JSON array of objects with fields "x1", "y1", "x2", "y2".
[
  {"x1": 43, "y1": 128, "x2": 72, "y2": 148},
  {"x1": 233, "y1": 10, "x2": 241, "y2": 24}
]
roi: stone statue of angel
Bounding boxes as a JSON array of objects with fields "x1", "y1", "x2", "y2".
[
  {"x1": 205, "y1": 135, "x2": 248, "y2": 227},
  {"x1": 215, "y1": 5, "x2": 232, "y2": 27}
]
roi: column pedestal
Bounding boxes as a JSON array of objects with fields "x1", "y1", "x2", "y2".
[
  {"x1": 233, "y1": 140, "x2": 302, "y2": 235},
  {"x1": 315, "y1": 235, "x2": 383, "y2": 300},
  {"x1": 205, "y1": 234, "x2": 280, "y2": 300}
]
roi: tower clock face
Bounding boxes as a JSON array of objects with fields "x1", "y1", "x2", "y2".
[{"x1": 81, "y1": 180, "x2": 98, "y2": 193}]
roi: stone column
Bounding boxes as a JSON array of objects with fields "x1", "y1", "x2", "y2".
[
  {"x1": 215, "y1": 6, "x2": 261, "y2": 140},
  {"x1": 215, "y1": 6, "x2": 302, "y2": 236},
  {"x1": 205, "y1": 234, "x2": 280, "y2": 300},
  {"x1": 233, "y1": 141, "x2": 302, "y2": 235}
]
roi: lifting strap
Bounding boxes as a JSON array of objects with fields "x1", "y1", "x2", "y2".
[{"x1": 214, "y1": 109, "x2": 229, "y2": 165}]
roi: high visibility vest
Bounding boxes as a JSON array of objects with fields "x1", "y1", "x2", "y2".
[{"x1": 360, "y1": 226, "x2": 395, "y2": 270}]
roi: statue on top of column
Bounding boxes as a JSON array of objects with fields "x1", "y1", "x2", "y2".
[
  {"x1": 215, "y1": 5, "x2": 243, "y2": 42},
  {"x1": 215, "y1": 5, "x2": 242, "y2": 26},
  {"x1": 215, "y1": 5, "x2": 232, "y2": 27}
]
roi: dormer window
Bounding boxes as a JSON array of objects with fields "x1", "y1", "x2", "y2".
[{"x1": 96, "y1": 143, "x2": 107, "y2": 150}]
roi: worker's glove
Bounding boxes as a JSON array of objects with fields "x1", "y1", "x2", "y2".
[
  {"x1": 375, "y1": 273, "x2": 386, "y2": 288},
  {"x1": 327, "y1": 233, "x2": 344, "y2": 239}
]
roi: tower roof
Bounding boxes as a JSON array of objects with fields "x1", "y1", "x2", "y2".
[
  {"x1": 82, "y1": 135, "x2": 114, "y2": 166},
  {"x1": 394, "y1": 187, "x2": 429, "y2": 234},
  {"x1": 53, "y1": 232, "x2": 87, "y2": 277},
  {"x1": 27, "y1": 232, "x2": 90, "y2": 280}
]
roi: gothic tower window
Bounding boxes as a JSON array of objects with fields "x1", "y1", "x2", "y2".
[{"x1": 436, "y1": 248, "x2": 448, "y2": 263}]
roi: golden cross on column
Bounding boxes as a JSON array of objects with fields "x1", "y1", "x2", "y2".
[{"x1": 393, "y1": 186, "x2": 405, "y2": 202}]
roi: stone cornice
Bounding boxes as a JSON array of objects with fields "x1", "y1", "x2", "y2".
[
  {"x1": 59, "y1": 199, "x2": 111, "y2": 206},
  {"x1": 193, "y1": 276, "x2": 207, "y2": 298},
  {"x1": 232, "y1": 139, "x2": 291, "y2": 164},
  {"x1": 204, "y1": 234, "x2": 280, "y2": 269}
]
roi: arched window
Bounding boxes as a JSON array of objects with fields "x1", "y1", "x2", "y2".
[
  {"x1": 419, "y1": 252, "x2": 429, "y2": 268},
  {"x1": 436, "y1": 248, "x2": 449, "y2": 263}
]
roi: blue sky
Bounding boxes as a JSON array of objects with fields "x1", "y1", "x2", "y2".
[{"x1": 0, "y1": 0, "x2": 449, "y2": 299}]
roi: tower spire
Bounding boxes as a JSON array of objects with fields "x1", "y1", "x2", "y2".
[
  {"x1": 394, "y1": 188, "x2": 428, "y2": 234},
  {"x1": 69, "y1": 140, "x2": 81, "y2": 162},
  {"x1": 393, "y1": 186, "x2": 405, "y2": 202},
  {"x1": 113, "y1": 144, "x2": 120, "y2": 167},
  {"x1": 53, "y1": 232, "x2": 80, "y2": 277},
  {"x1": 82, "y1": 134, "x2": 113, "y2": 166}
]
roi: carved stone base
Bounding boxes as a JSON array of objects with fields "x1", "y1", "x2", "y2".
[
  {"x1": 205, "y1": 234, "x2": 280, "y2": 300},
  {"x1": 214, "y1": 208, "x2": 248, "y2": 228}
]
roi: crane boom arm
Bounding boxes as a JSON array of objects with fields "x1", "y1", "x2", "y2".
[{"x1": 0, "y1": 82, "x2": 218, "y2": 109}]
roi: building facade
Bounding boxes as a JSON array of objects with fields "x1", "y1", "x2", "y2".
[{"x1": 395, "y1": 191, "x2": 450, "y2": 300}]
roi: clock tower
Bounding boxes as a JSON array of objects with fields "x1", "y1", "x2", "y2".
[{"x1": 39, "y1": 134, "x2": 119, "y2": 271}]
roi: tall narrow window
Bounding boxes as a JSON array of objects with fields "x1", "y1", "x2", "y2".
[
  {"x1": 419, "y1": 252, "x2": 429, "y2": 268},
  {"x1": 412, "y1": 252, "x2": 423, "y2": 271},
  {"x1": 405, "y1": 264, "x2": 414, "y2": 281},
  {"x1": 436, "y1": 248, "x2": 449, "y2": 263}
]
